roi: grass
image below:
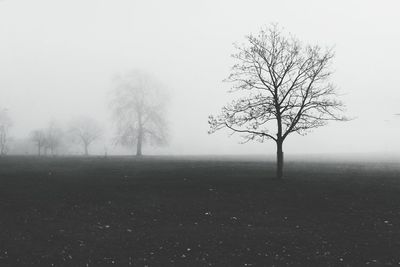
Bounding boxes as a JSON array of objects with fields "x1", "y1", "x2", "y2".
[{"x1": 0, "y1": 155, "x2": 400, "y2": 266}]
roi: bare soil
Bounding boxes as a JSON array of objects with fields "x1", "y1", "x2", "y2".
[{"x1": 0, "y1": 156, "x2": 400, "y2": 266}]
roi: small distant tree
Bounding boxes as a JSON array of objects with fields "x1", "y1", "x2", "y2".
[
  {"x1": 0, "y1": 109, "x2": 12, "y2": 156},
  {"x1": 110, "y1": 70, "x2": 168, "y2": 156},
  {"x1": 44, "y1": 121, "x2": 63, "y2": 156},
  {"x1": 69, "y1": 117, "x2": 102, "y2": 156},
  {"x1": 209, "y1": 25, "x2": 347, "y2": 179},
  {"x1": 30, "y1": 129, "x2": 46, "y2": 156}
]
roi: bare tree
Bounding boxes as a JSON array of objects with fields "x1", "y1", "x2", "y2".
[
  {"x1": 110, "y1": 70, "x2": 168, "y2": 156},
  {"x1": 0, "y1": 109, "x2": 12, "y2": 156},
  {"x1": 69, "y1": 117, "x2": 102, "y2": 156},
  {"x1": 44, "y1": 121, "x2": 63, "y2": 156},
  {"x1": 30, "y1": 129, "x2": 46, "y2": 156},
  {"x1": 209, "y1": 25, "x2": 347, "y2": 179}
]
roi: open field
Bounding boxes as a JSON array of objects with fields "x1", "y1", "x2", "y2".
[{"x1": 1, "y1": 156, "x2": 400, "y2": 266}]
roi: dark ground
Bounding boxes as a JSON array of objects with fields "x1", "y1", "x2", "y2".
[{"x1": 0, "y1": 156, "x2": 400, "y2": 266}]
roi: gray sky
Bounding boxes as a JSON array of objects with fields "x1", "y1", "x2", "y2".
[{"x1": 1, "y1": 0, "x2": 399, "y2": 155}]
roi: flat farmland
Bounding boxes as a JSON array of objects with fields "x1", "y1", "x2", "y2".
[{"x1": 0, "y1": 156, "x2": 400, "y2": 266}]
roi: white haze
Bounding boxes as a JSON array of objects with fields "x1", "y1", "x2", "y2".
[{"x1": 0, "y1": 0, "x2": 399, "y2": 156}]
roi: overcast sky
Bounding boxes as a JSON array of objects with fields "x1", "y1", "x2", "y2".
[{"x1": 1, "y1": 0, "x2": 399, "y2": 156}]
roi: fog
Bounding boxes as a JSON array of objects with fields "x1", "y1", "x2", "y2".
[{"x1": 1, "y1": 0, "x2": 399, "y2": 156}]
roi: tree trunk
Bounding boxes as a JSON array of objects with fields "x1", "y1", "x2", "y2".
[
  {"x1": 38, "y1": 144, "x2": 41, "y2": 156},
  {"x1": 276, "y1": 140, "x2": 284, "y2": 179},
  {"x1": 136, "y1": 129, "x2": 143, "y2": 156},
  {"x1": 136, "y1": 110, "x2": 144, "y2": 157},
  {"x1": 84, "y1": 143, "x2": 89, "y2": 156}
]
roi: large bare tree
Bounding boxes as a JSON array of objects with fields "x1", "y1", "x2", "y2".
[
  {"x1": 209, "y1": 25, "x2": 347, "y2": 179},
  {"x1": 69, "y1": 117, "x2": 102, "y2": 156},
  {"x1": 110, "y1": 70, "x2": 168, "y2": 156},
  {"x1": 0, "y1": 109, "x2": 12, "y2": 156}
]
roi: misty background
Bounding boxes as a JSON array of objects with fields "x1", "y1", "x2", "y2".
[{"x1": 0, "y1": 0, "x2": 399, "y2": 156}]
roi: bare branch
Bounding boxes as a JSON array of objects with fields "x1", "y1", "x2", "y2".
[{"x1": 209, "y1": 24, "x2": 347, "y2": 147}]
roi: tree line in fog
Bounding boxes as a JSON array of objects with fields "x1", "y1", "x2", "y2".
[{"x1": 0, "y1": 69, "x2": 168, "y2": 157}]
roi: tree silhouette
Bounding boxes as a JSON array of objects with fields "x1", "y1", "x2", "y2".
[
  {"x1": 0, "y1": 109, "x2": 12, "y2": 156},
  {"x1": 209, "y1": 25, "x2": 347, "y2": 179},
  {"x1": 30, "y1": 129, "x2": 46, "y2": 156},
  {"x1": 110, "y1": 70, "x2": 168, "y2": 156},
  {"x1": 44, "y1": 121, "x2": 63, "y2": 156},
  {"x1": 69, "y1": 117, "x2": 102, "y2": 156}
]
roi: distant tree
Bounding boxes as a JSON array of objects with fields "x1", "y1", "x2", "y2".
[
  {"x1": 30, "y1": 129, "x2": 46, "y2": 156},
  {"x1": 0, "y1": 109, "x2": 12, "y2": 156},
  {"x1": 44, "y1": 121, "x2": 63, "y2": 156},
  {"x1": 110, "y1": 70, "x2": 168, "y2": 156},
  {"x1": 209, "y1": 25, "x2": 347, "y2": 179},
  {"x1": 69, "y1": 117, "x2": 102, "y2": 156}
]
